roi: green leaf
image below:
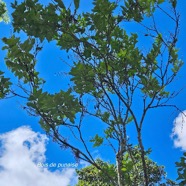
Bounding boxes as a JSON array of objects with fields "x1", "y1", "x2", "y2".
[
  {"x1": 90, "y1": 134, "x2": 104, "y2": 147},
  {"x1": 170, "y1": 0, "x2": 177, "y2": 8},
  {"x1": 126, "y1": 116, "x2": 133, "y2": 124},
  {"x1": 54, "y1": 0, "x2": 65, "y2": 9},
  {"x1": 74, "y1": 0, "x2": 80, "y2": 9}
]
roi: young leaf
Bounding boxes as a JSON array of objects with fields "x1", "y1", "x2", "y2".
[{"x1": 90, "y1": 134, "x2": 104, "y2": 147}]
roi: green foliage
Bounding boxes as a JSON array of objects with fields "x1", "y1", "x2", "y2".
[
  {"x1": 0, "y1": 1, "x2": 11, "y2": 99},
  {"x1": 70, "y1": 62, "x2": 95, "y2": 94},
  {"x1": 2, "y1": 36, "x2": 43, "y2": 86},
  {"x1": 0, "y1": 0, "x2": 9, "y2": 23},
  {"x1": 74, "y1": 0, "x2": 80, "y2": 9},
  {"x1": 176, "y1": 152, "x2": 186, "y2": 185},
  {"x1": 76, "y1": 159, "x2": 117, "y2": 186},
  {"x1": 122, "y1": 0, "x2": 165, "y2": 22},
  {"x1": 27, "y1": 88, "x2": 81, "y2": 131},
  {"x1": 53, "y1": 0, "x2": 65, "y2": 9},
  {"x1": 0, "y1": 71, "x2": 12, "y2": 99},
  {"x1": 11, "y1": 0, "x2": 58, "y2": 41},
  {"x1": 122, "y1": 146, "x2": 166, "y2": 185},
  {"x1": 169, "y1": 0, "x2": 177, "y2": 8},
  {"x1": 90, "y1": 134, "x2": 104, "y2": 147},
  {"x1": 1, "y1": 0, "x2": 182, "y2": 185},
  {"x1": 76, "y1": 147, "x2": 176, "y2": 186},
  {"x1": 169, "y1": 47, "x2": 183, "y2": 73}
]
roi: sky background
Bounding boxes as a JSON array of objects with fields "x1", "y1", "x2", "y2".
[{"x1": 0, "y1": 0, "x2": 186, "y2": 186}]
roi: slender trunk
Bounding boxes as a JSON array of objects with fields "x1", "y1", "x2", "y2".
[
  {"x1": 116, "y1": 136, "x2": 126, "y2": 186},
  {"x1": 137, "y1": 128, "x2": 149, "y2": 186},
  {"x1": 116, "y1": 151, "x2": 124, "y2": 186}
]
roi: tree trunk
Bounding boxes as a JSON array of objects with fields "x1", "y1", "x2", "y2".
[
  {"x1": 137, "y1": 129, "x2": 149, "y2": 186},
  {"x1": 116, "y1": 151, "x2": 124, "y2": 186}
]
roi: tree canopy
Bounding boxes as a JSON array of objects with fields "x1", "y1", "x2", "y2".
[
  {"x1": 76, "y1": 146, "x2": 177, "y2": 186},
  {"x1": 0, "y1": 0, "x2": 184, "y2": 185}
]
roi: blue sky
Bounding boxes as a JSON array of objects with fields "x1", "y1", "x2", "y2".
[{"x1": 0, "y1": 0, "x2": 186, "y2": 185}]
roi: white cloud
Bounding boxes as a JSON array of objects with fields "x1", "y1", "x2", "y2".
[
  {"x1": 0, "y1": 126, "x2": 77, "y2": 186},
  {"x1": 171, "y1": 110, "x2": 186, "y2": 151}
]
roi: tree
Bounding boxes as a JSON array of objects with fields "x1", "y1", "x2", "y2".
[
  {"x1": 76, "y1": 146, "x2": 177, "y2": 186},
  {"x1": 1, "y1": 0, "x2": 182, "y2": 185}
]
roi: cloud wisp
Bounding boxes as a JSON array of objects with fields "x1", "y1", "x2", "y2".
[
  {"x1": 171, "y1": 110, "x2": 186, "y2": 151},
  {"x1": 0, "y1": 126, "x2": 77, "y2": 186}
]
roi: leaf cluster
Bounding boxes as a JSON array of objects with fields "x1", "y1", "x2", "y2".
[
  {"x1": 0, "y1": 71, "x2": 12, "y2": 99},
  {"x1": 176, "y1": 152, "x2": 186, "y2": 185}
]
